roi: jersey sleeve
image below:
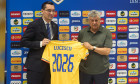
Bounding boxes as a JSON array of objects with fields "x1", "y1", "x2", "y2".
[
  {"x1": 41, "y1": 44, "x2": 50, "y2": 63},
  {"x1": 78, "y1": 43, "x2": 89, "y2": 60}
]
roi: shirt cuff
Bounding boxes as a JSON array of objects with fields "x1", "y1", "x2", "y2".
[{"x1": 40, "y1": 41, "x2": 42, "y2": 47}]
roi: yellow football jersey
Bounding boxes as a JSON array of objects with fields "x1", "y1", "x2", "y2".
[{"x1": 42, "y1": 40, "x2": 89, "y2": 84}]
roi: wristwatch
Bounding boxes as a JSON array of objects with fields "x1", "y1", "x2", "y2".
[{"x1": 93, "y1": 46, "x2": 96, "y2": 51}]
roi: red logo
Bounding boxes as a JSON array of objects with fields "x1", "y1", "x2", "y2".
[
  {"x1": 23, "y1": 26, "x2": 27, "y2": 32},
  {"x1": 82, "y1": 26, "x2": 88, "y2": 28},
  {"x1": 117, "y1": 25, "x2": 127, "y2": 32},
  {"x1": 100, "y1": 18, "x2": 104, "y2": 24},
  {"x1": 35, "y1": 18, "x2": 39, "y2": 20},
  {"x1": 128, "y1": 55, "x2": 138, "y2": 61},
  {"x1": 112, "y1": 33, "x2": 116, "y2": 39},
  {"x1": 54, "y1": 11, "x2": 57, "y2": 17},
  {"x1": 128, "y1": 77, "x2": 138, "y2": 83},
  {"x1": 109, "y1": 70, "x2": 116, "y2": 77},
  {"x1": 11, "y1": 34, "x2": 22, "y2": 41},
  {"x1": 71, "y1": 33, "x2": 78, "y2": 40},
  {"x1": 129, "y1": 18, "x2": 139, "y2": 24},
  {"x1": 10, "y1": 11, "x2": 21, "y2": 17},
  {"x1": 23, "y1": 65, "x2": 27, "y2": 72},
  {"x1": 117, "y1": 63, "x2": 127, "y2": 69},
  {"x1": 106, "y1": 11, "x2": 116, "y2": 17},
  {"x1": 11, "y1": 73, "x2": 21, "y2": 79}
]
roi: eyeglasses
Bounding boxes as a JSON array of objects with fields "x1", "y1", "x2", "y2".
[
  {"x1": 89, "y1": 19, "x2": 100, "y2": 22},
  {"x1": 45, "y1": 9, "x2": 55, "y2": 13}
]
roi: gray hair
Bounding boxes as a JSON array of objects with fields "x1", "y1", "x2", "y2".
[{"x1": 88, "y1": 10, "x2": 101, "y2": 19}]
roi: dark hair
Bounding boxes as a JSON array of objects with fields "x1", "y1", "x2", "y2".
[{"x1": 41, "y1": 1, "x2": 54, "y2": 10}]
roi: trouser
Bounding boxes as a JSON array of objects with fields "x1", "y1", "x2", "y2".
[
  {"x1": 80, "y1": 69, "x2": 109, "y2": 84},
  {"x1": 27, "y1": 69, "x2": 51, "y2": 84}
]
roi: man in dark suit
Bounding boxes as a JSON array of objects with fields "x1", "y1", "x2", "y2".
[{"x1": 20, "y1": 1, "x2": 58, "y2": 84}]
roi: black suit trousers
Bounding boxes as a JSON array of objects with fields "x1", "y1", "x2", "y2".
[{"x1": 27, "y1": 68, "x2": 51, "y2": 84}]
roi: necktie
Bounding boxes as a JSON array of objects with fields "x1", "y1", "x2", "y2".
[{"x1": 46, "y1": 23, "x2": 51, "y2": 40}]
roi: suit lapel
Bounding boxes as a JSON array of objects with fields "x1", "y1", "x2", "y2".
[
  {"x1": 38, "y1": 18, "x2": 57, "y2": 39},
  {"x1": 51, "y1": 21, "x2": 57, "y2": 40},
  {"x1": 38, "y1": 18, "x2": 48, "y2": 38}
]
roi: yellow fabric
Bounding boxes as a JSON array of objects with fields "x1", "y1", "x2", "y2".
[{"x1": 42, "y1": 40, "x2": 89, "y2": 84}]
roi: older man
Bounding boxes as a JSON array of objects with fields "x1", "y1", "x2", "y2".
[{"x1": 78, "y1": 10, "x2": 112, "y2": 84}]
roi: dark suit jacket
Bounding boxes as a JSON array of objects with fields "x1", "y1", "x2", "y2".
[{"x1": 20, "y1": 18, "x2": 58, "y2": 72}]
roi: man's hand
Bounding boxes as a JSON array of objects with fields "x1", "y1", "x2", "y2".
[
  {"x1": 42, "y1": 38, "x2": 50, "y2": 46},
  {"x1": 83, "y1": 42, "x2": 93, "y2": 50}
]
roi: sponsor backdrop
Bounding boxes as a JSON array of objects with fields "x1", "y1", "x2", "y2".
[{"x1": 6, "y1": 0, "x2": 140, "y2": 84}]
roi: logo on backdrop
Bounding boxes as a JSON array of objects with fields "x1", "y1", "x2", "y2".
[
  {"x1": 117, "y1": 33, "x2": 127, "y2": 39},
  {"x1": 82, "y1": 18, "x2": 89, "y2": 24},
  {"x1": 109, "y1": 63, "x2": 116, "y2": 69},
  {"x1": 109, "y1": 70, "x2": 116, "y2": 77},
  {"x1": 22, "y1": 11, "x2": 33, "y2": 17},
  {"x1": 117, "y1": 18, "x2": 128, "y2": 24},
  {"x1": 129, "y1": 10, "x2": 139, "y2": 17},
  {"x1": 59, "y1": 33, "x2": 70, "y2": 40},
  {"x1": 71, "y1": 26, "x2": 81, "y2": 32},
  {"x1": 106, "y1": 11, "x2": 116, "y2": 17},
  {"x1": 128, "y1": 55, "x2": 139, "y2": 61},
  {"x1": 10, "y1": 81, "x2": 21, "y2": 84},
  {"x1": 129, "y1": 25, "x2": 139, "y2": 32},
  {"x1": 11, "y1": 42, "x2": 21, "y2": 48},
  {"x1": 112, "y1": 33, "x2": 116, "y2": 39},
  {"x1": 129, "y1": 47, "x2": 139, "y2": 54},
  {"x1": 108, "y1": 78, "x2": 115, "y2": 84},
  {"x1": 23, "y1": 57, "x2": 27, "y2": 64},
  {"x1": 117, "y1": 78, "x2": 127, "y2": 83},
  {"x1": 117, "y1": 48, "x2": 127, "y2": 54},
  {"x1": 128, "y1": 70, "x2": 138, "y2": 76},
  {"x1": 23, "y1": 73, "x2": 27, "y2": 79},
  {"x1": 106, "y1": 18, "x2": 116, "y2": 24},
  {"x1": 59, "y1": 11, "x2": 69, "y2": 17},
  {"x1": 128, "y1": 77, "x2": 138, "y2": 83},
  {"x1": 106, "y1": 25, "x2": 116, "y2": 32},
  {"x1": 11, "y1": 65, "x2": 22, "y2": 72},
  {"x1": 23, "y1": 81, "x2": 27, "y2": 84},
  {"x1": 71, "y1": 18, "x2": 81, "y2": 25},
  {"x1": 23, "y1": 65, "x2": 27, "y2": 72},
  {"x1": 35, "y1": 11, "x2": 42, "y2": 17},
  {"x1": 117, "y1": 55, "x2": 127, "y2": 62},
  {"x1": 128, "y1": 62, "x2": 138, "y2": 69},
  {"x1": 112, "y1": 40, "x2": 116, "y2": 47},
  {"x1": 117, "y1": 10, "x2": 128, "y2": 17},
  {"x1": 11, "y1": 73, "x2": 22, "y2": 79},
  {"x1": 117, "y1": 40, "x2": 127, "y2": 47},
  {"x1": 52, "y1": 0, "x2": 64, "y2": 5},
  {"x1": 117, "y1": 70, "x2": 127, "y2": 77},
  {"x1": 10, "y1": 11, "x2": 21, "y2": 17},
  {"x1": 71, "y1": 11, "x2": 81, "y2": 17},
  {"x1": 117, "y1": 25, "x2": 127, "y2": 32},
  {"x1": 71, "y1": 33, "x2": 78, "y2": 40},
  {"x1": 11, "y1": 50, "x2": 22, "y2": 56},
  {"x1": 11, "y1": 34, "x2": 22, "y2": 41},
  {"x1": 59, "y1": 26, "x2": 69, "y2": 32},
  {"x1": 129, "y1": 33, "x2": 139, "y2": 39},
  {"x1": 59, "y1": 18, "x2": 69, "y2": 25},
  {"x1": 11, "y1": 57, "x2": 22, "y2": 64},
  {"x1": 23, "y1": 19, "x2": 33, "y2": 25},
  {"x1": 10, "y1": 19, "x2": 21, "y2": 25}
]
